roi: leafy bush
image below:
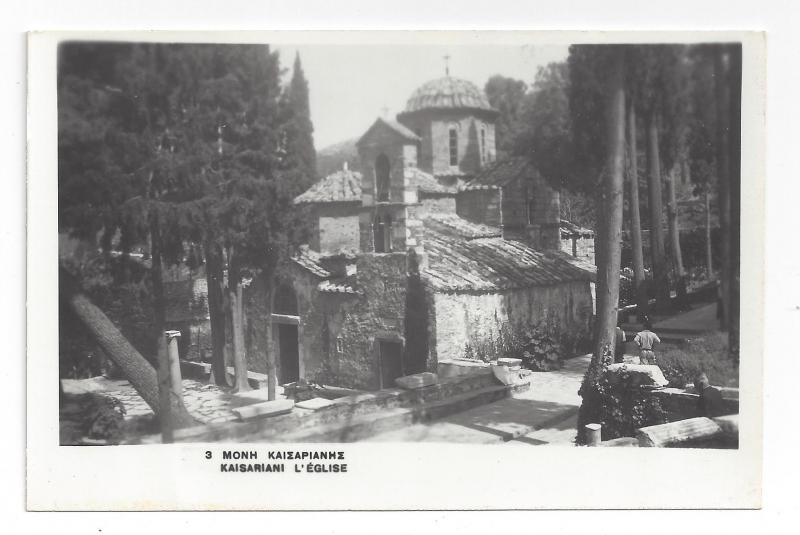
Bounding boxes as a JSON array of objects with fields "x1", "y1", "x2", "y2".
[
  {"x1": 463, "y1": 313, "x2": 589, "y2": 371},
  {"x1": 60, "y1": 255, "x2": 159, "y2": 378},
  {"x1": 577, "y1": 349, "x2": 668, "y2": 444},
  {"x1": 595, "y1": 371, "x2": 668, "y2": 441},
  {"x1": 657, "y1": 332, "x2": 738, "y2": 388},
  {"x1": 59, "y1": 392, "x2": 127, "y2": 445}
]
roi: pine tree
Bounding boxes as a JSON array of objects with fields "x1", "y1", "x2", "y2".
[
  {"x1": 279, "y1": 53, "x2": 317, "y2": 189},
  {"x1": 196, "y1": 45, "x2": 310, "y2": 395},
  {"x1": 569, "y1": 45, "x2": 627, "y2": 444}
]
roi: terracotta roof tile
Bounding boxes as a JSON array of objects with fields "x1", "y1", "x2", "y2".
[
  {"x1": 294, "y1": 170, "x2": 362, "y2": 204},
  {"x1": 357, "y1": 117, "x2": 421, "y2": 147},
  {"x1": 292, "y1": 246, "x2": 330, "y2": 278},
  {"x1": 422, "y1": 218, "x2": 591, "y2": 292},
  {"x1": 295, "y1": 167, "x2": 455, "y2": 204},
  {"x1": 406, "y1": 168, "x2": 457, "y2": 195},
  {"x1": 424, "y1": 213, "x2": 501, "y2": 239},
  {"x1": 462, "y1": 156, "x2": 533, "y2": 190},
  {"x1": 402, "y1": 77, "x2": 497, "y2": 114}
]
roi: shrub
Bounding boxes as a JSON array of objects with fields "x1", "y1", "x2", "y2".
[
  {"x1": 577, "y1": 351, "x2": 668, "y2": 444},
  {"x1": 462, "y1": 313, "x2": 589, "y2": 371},
  {"x1": 657, "y1": 332, "x2": 738, "y2": 388}
]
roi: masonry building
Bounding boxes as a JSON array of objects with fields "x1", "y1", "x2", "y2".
[{"x1": 241, "y1": 75, "x2": 594, "y2": 391}]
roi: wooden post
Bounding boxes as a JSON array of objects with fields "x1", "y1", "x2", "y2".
[{"x1": 585, "y1": 423, "x2": 602, "y2": 446}]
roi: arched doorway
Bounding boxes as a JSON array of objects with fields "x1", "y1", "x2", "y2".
[{"x1": 273, "y1": 283, "x2": 300, "y2": 384}]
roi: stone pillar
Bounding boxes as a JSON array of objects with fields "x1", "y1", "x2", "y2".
[
  {"x1": 585, "y1": 423, "x2": 602, "y2": 446},
  {"x1": 165, "y1": 330, "x2": 183, "y2": 399}
]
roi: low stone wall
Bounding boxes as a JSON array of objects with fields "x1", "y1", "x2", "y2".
[
  {"x1": 651, "y1": 387, "x2": 739, "y2": 422},
  {"x1": 432, "y1": 280, "x2": 593, "y2": 363},
  {"x1": 437, "y1": 358, "x2": 492, "y2": 380},
  {"x1": 142, "y1": 368, "x2": 528, "y2": 444}
]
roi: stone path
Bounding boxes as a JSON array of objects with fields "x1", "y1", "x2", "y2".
[
  {"x1": 62, "y1": 376, "x2": 239, "y2": 428},
  {"x1": 366, "y1": 355, "x2": 591, "y2": 445},
  {"x1": 653, "y1": 302, "x2": 720, "y2": 333}
]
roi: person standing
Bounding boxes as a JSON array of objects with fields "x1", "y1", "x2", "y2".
[
  {"x1": 693, "y1": 373, "x2": 725, "y2": 417},
  {"x1": 634, "y1": 320, "x2": 661, "y2": 365}
]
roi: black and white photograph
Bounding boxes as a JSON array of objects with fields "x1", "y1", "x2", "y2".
[
  {"x1": 24, "y1": 28, "x2": 766, "y2": 511},
  {"x1": 54, "y1": 37, "x2": 745, "y2": 448}
]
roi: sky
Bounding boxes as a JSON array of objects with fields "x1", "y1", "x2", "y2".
[{"x1": 273, "y1": 43, "x2": 569, "y2": 149}]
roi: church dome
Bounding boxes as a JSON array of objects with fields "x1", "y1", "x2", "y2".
[{"x1": 403, "y1": 76, "x2": 496, "y2": 114}]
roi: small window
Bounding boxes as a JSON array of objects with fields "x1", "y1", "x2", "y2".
[
  {"x1": 375, "y1": 154, "x2": 390, "y2": 202},
  {"x1": 481, "y1": 128, "x2": 486, "y2": 163},
  {"x1": 335, "y1": 336, "x2": 344, "y2": 354},
  {"x1": 373, "y1": 214, "x2": 393, "y2": 253},
  {"x1": 414, "y1": 129, "x2": 422, "y2": 167},
  {"x1": 449, "y1": 127, "x2": 458, "y2": 166}
]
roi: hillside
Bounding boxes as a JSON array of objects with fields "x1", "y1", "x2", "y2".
[{"x1": 316, "y1": 138, "x2": 359, "y2": 178}]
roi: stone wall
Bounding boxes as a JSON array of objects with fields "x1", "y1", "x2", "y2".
[
  {"x1": 397, "y1": 109, "x2": 497, "y2": 176},
  {"x1": 561, "y1": 235, "x2": 595, "y2": 263},
  {"x1": 431, "y1": 280, "x2": 593, "y2": 362},
  {"x1": 456, "y1": 188, "x2": 502, "y2": 228},
  {"x1": 259, "y1": 253, "x2": 411, "y2": 391},
  {"x1": 501, "y1": 176, "x2": 528, "y2": 231},
  {"x1": 315, "y1": 203, "x2": 361, "y2": 254}
]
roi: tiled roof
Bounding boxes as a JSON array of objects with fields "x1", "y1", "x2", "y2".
[
  {"x1": 560, "y1": 219, "x2": 595, "y2": 238},
  {"x1": 357, "y1": 117, "x2": 421, "y2": 147},
  {"x1": 424, "y1": 213, "x2": 501, "y2": 239},
  {"x1": 294, "y1": 167, "x2": 455, "y2": 204},
  {"x1": 549, "y1": 250, "x2": 597, "y2": 282},
  {"x1": 402, "y1": 77, "x2": 497, "y2": 114},
  {"x1": 462, "y1": 156, "x2": 533, "y2": 190},
  {"x1": 406, "y1": 168, "x2": 457, "y2": 195},
  {"x1": 292, "y1": 246, "x2": 330, "y2": 278},
  {"x1": 294, "y1": 169, "x2": 362, "y2": 204},
  {"x1": 422, "y1": 218, "x2": 592, "y2": 293}
]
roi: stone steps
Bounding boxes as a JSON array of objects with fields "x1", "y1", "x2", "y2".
[
  {"x1": 132, "y1": 369, "x2": 529, "y2": 444},
  {"x1": 258, "y1": 384, "x2": 517, "y2": 443}
]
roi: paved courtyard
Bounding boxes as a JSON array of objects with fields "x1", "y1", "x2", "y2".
[
  {"x1": 61, "y1": 376, "x2": 239, "y2": 428},
  {"x1": 366, "y1": 355, "x2": 591, "y2": 445}
]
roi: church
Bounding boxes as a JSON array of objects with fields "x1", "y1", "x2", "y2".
[{"x1": 244, "y1": 75, "x2": 595, "y2": 391}]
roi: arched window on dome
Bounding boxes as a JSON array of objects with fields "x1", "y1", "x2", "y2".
[
  {"x1": 480, "y1": 127, "x2": 486, "y2": 164},
  {"x1": 375, "y1": 154, "x2": 390, "y2": 202},
  {"x1": 449, "y1": 127, "x2": 458, "y2": 167},
  {"x1": 414, "y1": 128, "x2": 422, "y2": 167}
]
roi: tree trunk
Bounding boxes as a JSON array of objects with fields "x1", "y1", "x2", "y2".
[
  {"x1": 705, "y1": 187, "x2": 713, "y2": 277},
  {"x1": 592, "y1": 187, "x2": 606, "y2": 346},
  {"x1": 627, "y1": 103, "x2": 648, "y2": 320},
  {"x1": 226, "y1": 259, "x2": 251, "y2": 393},
  {"x1": 593, "y1": 53, "x2": 626, "y2": 364},
  {"x1": 149, "y1": 213, "x2": 183, "y2": 440},
  {"x1": 666, "y1": 167, "x2": 685, "y2": 277},
  {"x1": 646, "y1": 111, "x2": 670, "y2": 312},
  {"x1": 264, "y1": 278, "x2": 278, "y2": 401},
  {"x1": 578, "y1": 48, "x2": 626, "y2": 445},
  {"x1": 727, "y1": 44, "x2": 742, "y2": 362},
  {"x1": 666, "y1": 165, "x2": 688, "y2": 309},
  {"x1": 204, "y1": 241, "x2": 228, "y2": 386},
  {"x1": 60, "y1": 266, "x2": 195, "y2": 427},
  {"x1": 714, "y1": 47, "x2": 732, "y2": 331}
]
